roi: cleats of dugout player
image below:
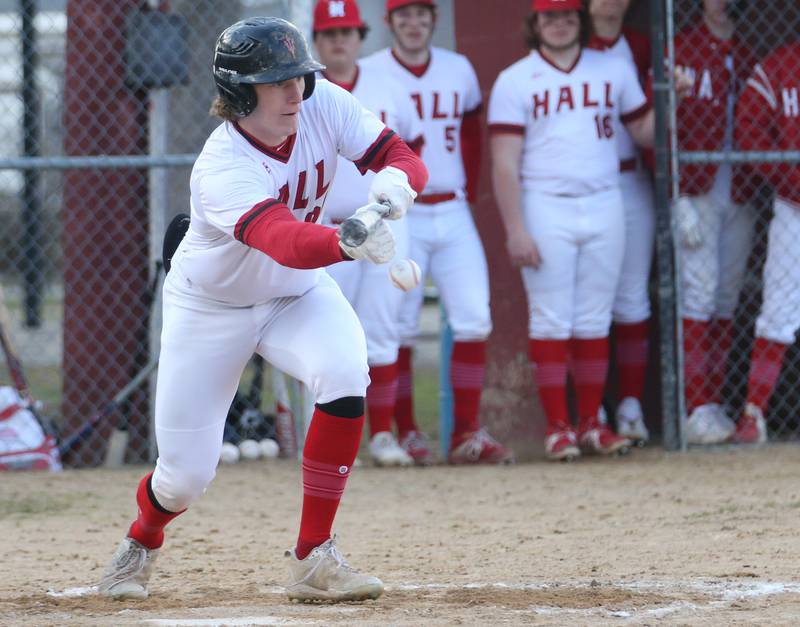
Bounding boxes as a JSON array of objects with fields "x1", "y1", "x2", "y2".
[
  {"x1": 399, "y1": 430, "x2": 436, "y2": 465},
  {"x1": 685, "y1": 403, "x2": 735, "y2": 445},
  {"x1": 97, "y1": 537, "x2": 159, "y2": 600},
  {"x1": 368, "y1": 431, "x2": 413, "y2": 467},
  {"x1": 285, "y1": 537, "x2": 384, "y2": 602},
  {"x1": 544, "y1": 428, "x2": 580, "y2": 461},
  {"x1": 578, "y1": 417, "x2": 631, "y2": 456},
  {"x1": 448, "y1": 428, "x2": 515, "y2": 465},
  {"x1": 732, "y1": 403, "x2": 767, "y2": 445},
  {"x1": 615, "y1": 397, "x2": 650, "y2": 445}
]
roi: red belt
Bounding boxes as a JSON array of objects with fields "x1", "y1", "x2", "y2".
[
  {"x1": 620, "y1": 158, "x2": 638, "y2": 172},
  {"x1": 416, "y1": 192, "x2": 457, "y2": 204}
]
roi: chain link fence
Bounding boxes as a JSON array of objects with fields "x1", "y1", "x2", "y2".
[{"x1": 669, "y1": 0, "x2": 800, "y2": 446}]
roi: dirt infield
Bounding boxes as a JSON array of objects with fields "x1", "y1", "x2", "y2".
[{"x1": 2, "y1": 444, "x2": 800, "y2": 625}]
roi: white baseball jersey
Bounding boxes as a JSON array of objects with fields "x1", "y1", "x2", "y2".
[
  {"x1": 323, "y1": 63, "x2": 423, "y2": 222},
  {"x1": 488, "y1": 49, "x2": 648, "y2": 196},
  {"x1": 362, "y1": 46, "x2": 482, "y2": 195},
  {"x1": 179, "y1": 79, "x2": 386, "y2": 306}
]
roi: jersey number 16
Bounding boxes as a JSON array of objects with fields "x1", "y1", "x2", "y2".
[{"x1": 594, "y1": 114, "x2": 614, "y2": 140}]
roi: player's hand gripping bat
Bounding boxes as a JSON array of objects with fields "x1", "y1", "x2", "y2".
[{"x1": 338, "y1": 202, "x2": 392, "y2": 248}]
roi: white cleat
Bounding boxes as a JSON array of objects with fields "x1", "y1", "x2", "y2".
[
  {"x1": 615, "y1": 397, "x2": 650, "y2": 445},
  {"x1": 685, "y1": 403, "x2": 735, "y2": 445},
  {"x1": 98, "y1": 537, "x2": 158, "y2": 600},
  {"x1": 285, "y1": 537, "x2": 384, "y2": 602},
  {"x1": 368, "y1": 431, "x2": 413, "y2": 467}
]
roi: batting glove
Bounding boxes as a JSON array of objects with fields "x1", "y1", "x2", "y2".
[
  {"x1": 674, "y1": 196, "x2": 703, "y2": 249},
  {"x1": 368, "y1": 166, "x2": 416, "y2": 220},
  {"x1": 339, "y1": 214, "x2": 396, "y2": 264}
]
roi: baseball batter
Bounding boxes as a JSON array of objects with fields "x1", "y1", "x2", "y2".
[
  {"x1": 733, "y1": 42, "x2": 800, "y2": 444},
  {"x1": 363, "y1": 0, "x2": 513, "y2": 465},
  {"x1": 587, "y1": 0, "x2": 654, "y2": 444},
  {"x1": 312, "y1": 0, "x2": 423, "y2": 467},
  {"x1": 670, "y1": 0, "x2": 758, "y2": 445},
  {"x1": 97, "y1": 17, "x2": 427, "y2": 602},
  {"x1": 489, "y1": 0, "x2": 670, "y2": 461}
]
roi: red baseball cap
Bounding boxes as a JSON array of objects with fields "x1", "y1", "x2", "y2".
[
  {"x1": 386, "y1": 0, "x2": 436, "y2": 13},
  {"x1": 313, "y1": 0, "x2": 366, "y2": 33},
  {"x1": 531, "y1": 0, "x2": 582, "y2": 11}
]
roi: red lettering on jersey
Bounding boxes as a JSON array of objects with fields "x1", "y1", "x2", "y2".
[
  {"x1": 556, "y1": 86, "x2": 574, "y2": 112},
  {"x1": 293, "y1": 170, "x2": 309, "y2": 210},
  {"x1": 278, "y1": 183, "x2": 289, "y2": 204},
  {"x1": 314, "y1": 160, "x2": 330, "y2": 199},
  {"x1": 604, "y1": 82, "x2": 614, "y2": 108},
  {"x1": 432, "y1": 92, "x2": 448, "y2": 119},
  {"x1": 532, "y1": 91, "x2": 549, "y2": 120},
  {"x1": 453, "y1": 92, "x2": 460, "y2": 119},
  {"x1": 410, "y1": 93, "x2": 423, "y2": 119},
  {"x1": 582, "y1": 83, "x2": 599, "y2": 108}
]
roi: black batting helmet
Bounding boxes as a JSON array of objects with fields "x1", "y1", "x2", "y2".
[{"x1": 213, "y1": 17, "x2": 325, "y2": 118}]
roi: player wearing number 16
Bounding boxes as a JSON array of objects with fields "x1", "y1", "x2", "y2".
[
  {"x1": 488, "y1": 0, "x2": 658, "y2": 461},
  {"x1": 96, "y1": 17, "x2": 427, "y2": 603}
]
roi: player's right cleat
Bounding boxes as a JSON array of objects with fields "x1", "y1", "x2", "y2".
[
  {"x1": 578, "y1": 416, "x2": 631, "y2": 456},
  {"x1": 544, "y1": 429, "x2": 580, "y2": 461},
  {"x1": 615, "y1": 396, "x2": 650, "y2": 445},
  {"x1": 97, "y1": 537, "x2": 158, "y2": 600},
  {"x1": 732, "y1": 403, "x2": 767, "y2": 445},
  {"x1": 285, "y1": 537, "x2": 384, "y2": 602},
  {"x1": 448, "y1": 428, "x2": 515, "y2": 464},
  {"x1": 399, "y1": 430, "x2": 436, "y2": 465},
  {"x1": 368, "y1": 431, "x2": 413, "y2": 467},
  {"x1": 685, "y1": 402, "x2": 735, "y2": 445}
]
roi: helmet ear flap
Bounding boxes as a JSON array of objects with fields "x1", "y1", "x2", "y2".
[
  {"x1": 214, "y1": 78, "x2": 257, "y2": 117},
  {"x1": 302, "y1": 72, "x2": 316, "y2": 100}
]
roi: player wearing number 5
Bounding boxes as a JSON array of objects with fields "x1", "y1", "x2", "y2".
[
  {"x1": 363, "y1": 0, "x2": 513, "y2": 465},
  {"x1": 489, "y1": 0, "x2": 663, "y2": 460},
  {"x1": 97, "y1": 17, "x2": 427, "y2": 602}
]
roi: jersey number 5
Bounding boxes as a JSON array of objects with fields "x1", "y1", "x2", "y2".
[{"x1": 594, "y1": 114, "x2": 614, "y2": 140}]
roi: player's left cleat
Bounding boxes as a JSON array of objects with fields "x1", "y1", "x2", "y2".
[
  {"x1": 285, "y1": 537, "x2": 384, "y2": 602},
  {"x1": 448, "y1": 428, "x2": 515, "y2": 465},
  {"x1": 399, "y1": 430, "x2": 437, "y2": 466},
  {"x1": 615, "y1": 396, "x2": 650, "y2": 445},
  {"x1": 97, "y1": 537, "x2": 159, "y2": 600},
  {"x1": 368, "y1": 431, "x2": 413, "y2": 467},
  {"x1": 732, "y1": 402, "x2": 767, "y2": 445},
  {"x1": 578, "y1": 416, "x2": 631, "y2": 456}
]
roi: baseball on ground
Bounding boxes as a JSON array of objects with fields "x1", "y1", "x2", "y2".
[
  {"x1": 389, "y1": 258, "x2": 421, "y2": 291},
  {"x1": 238, "y1": 439, "x2": 261, "y2": 460},
  {"x1": 259, "y1": 438, "x2": 280, "y2": 459},
  {"x1": 219, "y1": 442, "x2": 240, "y2": 464}
]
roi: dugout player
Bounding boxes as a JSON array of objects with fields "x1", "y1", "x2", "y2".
[
  {"x1": 362, "y1": 0, "x2": 513, "y2": 465},
  {"x1": 733, "y1": 41, "x2": 800, "y2": 444},
  {"x1": 587, "y1": 0, "x2": 654, "y2": 444},
  {"x1": 488, "y1": 0, "x2": 688, "y2": 460},
  {"x1": 97, "y1": 17, "x2": 427, "y2": 602},
  {"x1": 313, "y1": 0, "x2": 423, "y2": 467}
]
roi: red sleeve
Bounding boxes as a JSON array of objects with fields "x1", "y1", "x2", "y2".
[
  {"x1": 407, "y1": 134, "x2": 425, "y2": 156},
  {"x1": 234, "y1": 199, "x2": 347, "y2": 269},
  {"x1": 355, "y1": 128, "x2": 429, "y2": 194},
  {"x1": 460, "y1": 107, "x2": 483, "y2": 203}
]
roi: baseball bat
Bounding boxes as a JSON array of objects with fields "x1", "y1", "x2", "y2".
[
  {"x1": 271, "y1": 367, "x2": 298, "y2": 458},
  {"x1": 338, "y1": 202, "x2": 391, "y2": 248},
  {"x1": 0, "y1": 283, "x2": 58, "y2": 439}
]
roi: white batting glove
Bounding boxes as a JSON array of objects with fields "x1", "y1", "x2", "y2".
[
  {"x1": 674, "y1": 196, "x2": 703, "y2": 249},
  {"x1": 339, "y1": 216, "x2": 396, "y2": 264},
  {"x1": 368, "y1": 166, "x2": 416, "y2": 220}
]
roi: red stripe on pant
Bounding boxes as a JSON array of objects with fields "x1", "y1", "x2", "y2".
[
  {"x1": 528, "y1": 339, "x2": 569, "y2": 431},
  {"x1": 614, "y1": 320, "x2": 649, "y2": 400},
  {"x1": 128, "y1": 472, "x2": 184, "y2": 550},
  {"x1": 570, "y1": 337, "x2": 609, "y2": 421},
  {"x1": 450, "y1": 340, "x2": 486, "y2": 439},
  {"x1": 746, "y1": 337, "x2": 788, "y2": 411},
  {"x1": 296, "y1": 406, "x2": 363, "y2": 560},
  {"x1": 366, "y1": 362, "x2": 398, "y2": 436}
]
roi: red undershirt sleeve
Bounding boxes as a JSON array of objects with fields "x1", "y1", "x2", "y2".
[
  {"x1": 234, "y1": 199, "x2": 348, "y2": 268},
  {"x1": 460, "y1": 107, "x2": 483, "y2": 203},
  {"x1": 354, "y1": 129, "x2": 429, "y2": 194}
]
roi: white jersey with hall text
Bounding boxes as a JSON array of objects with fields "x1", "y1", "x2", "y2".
[
  {"x1": 362, "y1": 46, "x2": 481, "y2": 196},
  {"x1": 488, "y1": 49, "x2": 648, "y2": 196},
  {"x1": 178, "y1": 79, "x2": 386, "y2": 306},
  {"x1": 323, "y1": 63, "x2": 423, "y2": 222}
]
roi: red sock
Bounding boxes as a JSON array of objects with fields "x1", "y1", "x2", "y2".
[
  {"x1": 296, "y1": 406, "x2": 364, "y2": 560},
  {"x1": 706, "y1": 318, "x2": 733, "y2": 404},
  {"x1": 746, "y1": 337, "x2": 788, "y2": 411},
  {"x1": 570, "y1": 337, "x2": 609, "y2": 421},
  {"x1": 366, "y1": 363, "x2": 397, "y2": 436},
  {"x1": 127, "y1": 472, "x2": 184, "y2": 550},
  {"x1": 528, "y1": 339, "x2": 569, "y2": 431},
  {"x1": 614, "y1": 321, "x2": 649, "y2": 400},
  {"x1": 450, "y1": 341, "x2": 486, "y2": 438},
  {"x1": 683, "y1": 318, "x2": 711, "y2": 412},
  {"x1": 394, "y1": 346, "x2": 418, "y2": 437}
]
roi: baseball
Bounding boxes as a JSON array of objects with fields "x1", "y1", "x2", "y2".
[
  {"x1": 259, "y1": 438, "x2": 280, "y2": 459},
  {"x1": 389, "y1": 258, "x2": 421, "y2": 292},
  {"x1": 219, "y1": 442, "x2": 240, "y2": 465},
  {"x1": 238, "y1": 438, "x2": 261, "y2": 460}
]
